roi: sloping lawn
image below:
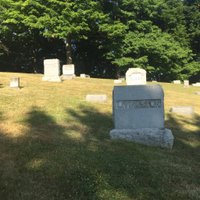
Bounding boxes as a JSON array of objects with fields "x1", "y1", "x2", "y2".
[{"x1": 0, "y1": 72, "x2": 200, "y2": 200}]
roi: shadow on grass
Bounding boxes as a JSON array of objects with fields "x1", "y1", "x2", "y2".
[
  {"x1": 0, "y1": 106, "x2": 200, "y2": 200},
  {"x1": 166, "y1": 113, "x2": 200, "y2": 150}
]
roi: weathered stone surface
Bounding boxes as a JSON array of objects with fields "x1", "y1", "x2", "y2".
[
  {"x1": 173, "y1": 80, "x2": 181, "y2": 84},
  {"x1": 110, "y1": 84, "x2": 174, "y2": 149},
  {"x1": 10, "y1": 77, "x2": 20, "y2": 88},
  {"x1": 42, "y1": 59, "x2": 61, "y2": 82},
  {"x1": 170, "y1": 106, "x2": 194, "y2": 115},
  {"x1": 86, "y1": 94, "x2": 107, "y2": 102},
  {"x1": 113, "y1": 85, "x2": 164, "y2": 129},
  {"x1": 110, "y1": 128, "x2": 174, "y2": 149},
  {"x1": 126, "y1": 68, "x2": 146, "y2": 85}
]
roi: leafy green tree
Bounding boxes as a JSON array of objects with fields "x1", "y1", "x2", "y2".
[{"x1": 2, "y1": 0, "x2": 106, "y2": 64}]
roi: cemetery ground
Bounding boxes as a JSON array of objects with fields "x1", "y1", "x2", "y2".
[{"x1": 0, "y1": 72, "x2": 200, "y2": 200}]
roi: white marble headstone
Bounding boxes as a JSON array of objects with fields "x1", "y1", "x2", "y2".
[
  {"x1": 173, "y1": 80, "x2": 181, "y2": 84},
  {"x1": 183, "y1": 80, "x2": 189, "y2": 87},
  {"x1": 42, "y1": 59, "x2": 61, "y2": 82},
  {"x1": 126, "y1": 68, "x2": 146, "y2": 85},
  {"x1": 62, "y1": 64, "x2": 75, "y2": 76},
  {"x1": 10, "y1": 77, "x2": 20, "y2": 88}
]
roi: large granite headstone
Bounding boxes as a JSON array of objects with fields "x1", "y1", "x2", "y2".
[
  {"x1": 126, "y1": 68, "x2": 146, "y2": 85},
  {"x1": 62, "y1": 64, "x2": 75, "y2": 80},
  {"x1": 110, "y1": 85, "x2": 174, "y2": 149},
  {"x1": 42, "y1": 59, "x2": 61, "y2": 82}
]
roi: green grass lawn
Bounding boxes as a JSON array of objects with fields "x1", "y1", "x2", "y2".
[{"x1": 0, "y1": 72, "x2": 200, "y2": 200}]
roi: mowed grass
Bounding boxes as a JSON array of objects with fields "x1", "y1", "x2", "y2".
[{"x1": 0, "y1": 72, "x2": 200, "y2": 200}]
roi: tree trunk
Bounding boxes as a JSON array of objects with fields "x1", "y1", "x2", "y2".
[{"x1": 64, "y1": 37, "x2": 72, "y2": 64}]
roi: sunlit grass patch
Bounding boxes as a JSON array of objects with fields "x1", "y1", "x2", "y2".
[{"x1": 0, "y1": 72, "x2": 200, "y2": 200}]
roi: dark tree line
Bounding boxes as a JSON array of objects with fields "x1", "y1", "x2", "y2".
[{"x1": 0, "y1": 0, "x2": 199, "y2": 81}]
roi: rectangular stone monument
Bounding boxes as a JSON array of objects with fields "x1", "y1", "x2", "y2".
[
  {"x1": 10, "y1": 77, "x2": 20, "y2": 88},
  {"x1": 183, "y1": 80, "x2": 189, "y2": 87},
  {"x1": 110, "y1": 85, "x2": 174, "y2": 149},
  {"x1": 173, "y1": 80, "x2": 181, "y2": 84},
  {"x1": 126, "y1": 68, "x2": 146, "y2": 85},
  {"x1": 62, "y1": 64, "x2": 75, "y2": 80},
  {"x1": 42, "y1": 59, "x2": 61, "y2": 82},
  {"x1": 86, "y1": 94, "x2": 107, "y2": 103}
]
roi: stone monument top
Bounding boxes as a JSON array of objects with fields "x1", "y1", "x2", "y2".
[{"x1": 126, "y1": 68, "x2": 146, "y2": 85}]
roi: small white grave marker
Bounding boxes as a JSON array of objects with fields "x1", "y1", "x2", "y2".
[
  {"x1": 183, "y1": 80, "x2": 189, "y2": 87},
  {"x1": 114, "y1": 80, "x2": 122, "y2": 84},
  {"x1": 86, "y1": 94, "x2": 107, "y2": 103},
  {"x1": 10, "y1": 77, "x2": 20, "y2": 88},
  {"x1": 192, "y1": 82, "x2": 200, "y2": 87},
  {"x1": 62, "y1": 64, "x2": 75, "y2": 80},
  {"x1": 170, "y1": 106, "x2": 194, "y2": 115},
  {"x1": 126, "y1": 68, "x2": 146, "y2": 85},
  {"x1": 173, "y1": 80, "x2": 181, "y2": 84},
  {"x1": 80, "y1": 74, "x2": 90, "y2": 78}
]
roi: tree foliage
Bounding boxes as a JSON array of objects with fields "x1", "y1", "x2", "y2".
[{"x1": 0, "y1": 0, "x2": 199, "y2": 81}]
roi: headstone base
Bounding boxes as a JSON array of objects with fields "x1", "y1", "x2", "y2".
[
  {"x1": 61, "y1": 75, "x2": 75, "y2": 80},
  {"x1": 42, "y1": 76, "x2": 61, "y2": 82},
  {"x1": 110, "y1": 128, "x2": 174, "y2": 149}
]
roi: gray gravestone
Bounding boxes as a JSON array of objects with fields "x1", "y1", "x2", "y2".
[
  {"x1": 62, "y1": 64, "x2": 75, "y2": 80},
  {"x1": 170, "y1": 106, "x2": 194, "y2": 115},
  {"x1": 10, "y1": 77, "x2": 20, "y2": 88},
  {"x1": 126, "y1": 68, "x2": 146, "y2": 85},
  {"x1": 42, "y1": 59, "x2": 61, "y2": 82},
  {"x1": 86, "y1": 94, "x2": 107, "y2": 103},
  {"x1": 110, "y1": 85, "x2": 174, "y2": 149}
]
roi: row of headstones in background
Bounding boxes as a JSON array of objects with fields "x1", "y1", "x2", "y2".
[
  {"x1": 43, "y1": 59, "x2": 75, "y2": 82},
  {"x1": 192, "y1": 82, "x2": 200, "y2": 87},
  {"x1": 110, "y1": 67, "x2": 174, "y2": 149},
  {"x1": 173, "y1": 80, "x2": 200, "y2": 87}
]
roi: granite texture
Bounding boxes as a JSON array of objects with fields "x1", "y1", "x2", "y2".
[{"x1": 110, "y1": 128, "x2": 174, "y2": 149}]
